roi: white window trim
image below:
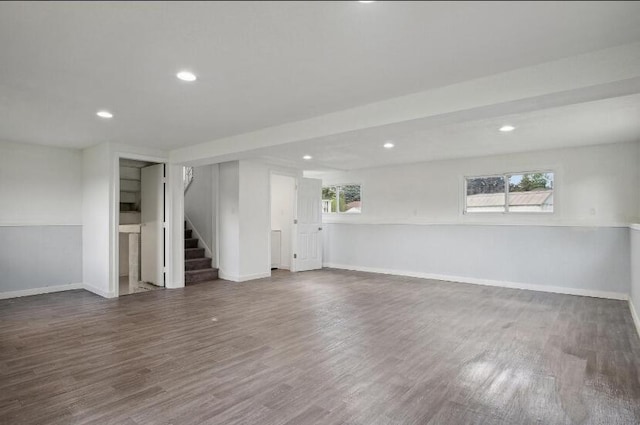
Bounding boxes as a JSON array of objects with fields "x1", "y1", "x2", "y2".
[
  {"x1": 322, "y1": 183, "x2": 363, "y2": 215},
  {"x1": 463, "y1": 170, "x2": 554, "y2": 215}
]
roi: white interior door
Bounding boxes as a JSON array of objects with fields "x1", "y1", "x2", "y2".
[
  {"x1": 141, "y1": 164, "x2": 165, "y2": 286},
  {"x1": 294, "y1": 178, "x2": 323, "y2": 272}
]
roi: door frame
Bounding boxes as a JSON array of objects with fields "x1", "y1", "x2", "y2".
[
  {"x1": 111, "y1": 152, "x2": 179, "y2": 297},
  {"x1": 268, "y1": 171, "x2": 300, "y2": 273}
]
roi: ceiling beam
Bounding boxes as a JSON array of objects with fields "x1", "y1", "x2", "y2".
[{"x1": 170, "y1": 42, "x2": 640, "y2": 166}]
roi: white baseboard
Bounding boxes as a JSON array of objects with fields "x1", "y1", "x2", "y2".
[
  {"x1": 629, "y1": 299, "x2": 640, "y2": 340},
  {"x1": 219, "y1": 271, "x2": 271, "y2": 282},
  {"x1": 185, "y1": 215, "x2": 213, "y2": 263},
  {"x1": 83, "y1": 283, "x2": 117, "y2": 299},
  {"x1": 0, "y1": 283, "x2": 84, "y2": 299},
  {"x1": 166, "y1": 279, "x2": 185, "y2": 289},
  {"x1": 323, "y1": 263, "x2": 628, "y2": 301}
]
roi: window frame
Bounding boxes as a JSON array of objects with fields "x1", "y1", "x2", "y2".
[
  {"x1": 322, "y1": 183, "x2": 363, "y2": 214},
  {"x1": 463, "y1": 170, "x2": 554, "y2": 215}
]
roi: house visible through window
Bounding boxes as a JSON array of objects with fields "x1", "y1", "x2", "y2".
[
  {"x1": 465, "y1": 172, "x2": 553, "y2": 213},
  {"x1": 322, "y1": 184, "x2": 361, "y2": 213}
]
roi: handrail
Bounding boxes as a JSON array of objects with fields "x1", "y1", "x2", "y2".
[{"x1": 183, "y1": 166, "x2": 194, "y2": 193}]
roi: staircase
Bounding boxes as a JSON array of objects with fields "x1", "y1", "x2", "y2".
[{"x1": 184, "y1": 224, "x2": 219, "y2": 284}]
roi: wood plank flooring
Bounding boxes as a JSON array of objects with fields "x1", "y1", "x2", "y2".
[{"x1": 1, "y1": 269, "x2": 639, "y2": 425}]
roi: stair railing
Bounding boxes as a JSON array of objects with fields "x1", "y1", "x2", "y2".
[{"x1": 183, "y1": 166, "x2": 194, "y2": 193}]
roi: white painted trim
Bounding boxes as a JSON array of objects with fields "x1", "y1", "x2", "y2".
[
  {"x1": 113, "y1": 150, "x2": 173, "y2": 297},
  {"x1": 83, "y1": 283, "x2": 117, "y2": 299},
  {"x1": 630, "y1": 224, "x2": 640, "y2": 231},
  {"x1": 166, "y1": 164, "x2": 185, "y2": 290},
  {"x1": 269, "y1": 170, "x2": 298, "y2": 273},
  {"x1": 0, "y1": 283, "x2": 84, "y2": 299},
  {"x1": 323, "y1": 263, "x2": 628, "y2": 301},
  {"x1": 184, "y1": 215, "x2": 213, "y2": 261},
  {"x1": 219, "y1": 271, "x2": 271, "y2": 282},
  {"x1": 321, "y1": 217, "x2": 631, "y2": 228},
  {"x1": 629, "y1": 300, "x2": 640, "y2": 340}
]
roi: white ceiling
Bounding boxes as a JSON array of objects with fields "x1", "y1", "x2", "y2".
[
  {"x1": 259, "y1": 93, "x2": 640, "y2": 170},
  {"x1": 2, "y1": 1, "x2": 640, "y2": 150}
]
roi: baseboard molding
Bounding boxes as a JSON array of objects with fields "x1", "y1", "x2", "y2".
[
  {"x1": 166, "y1": 279, "x2": 185, "y2": 289},
  {"x1": 219, "y1": 271, "x2": 271, "y2": 282},
  {"x1": 629, "y1": 299, "x2": 640, "y2": 340},
  {"x1": 0, "y1": 283, "x2": 84, "y2": 299},
  {"x1": 323, "y1": 263, "x2": 628, "y2": 300},
  {"x1": 321, "y1": 218, "x2": 631, "y2": 229},
  {"x1": 82, "y1": 283, "x2": 117, "y2": 299},
  {"x1": 185, "y1": 215, "x2": 213, "y2": 263}
]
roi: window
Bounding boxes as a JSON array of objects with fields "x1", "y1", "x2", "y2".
[
  {"x1": 464, "y1": 172, "x2": 553, "y2": 214},
  {"x1": 322, "y1": 184, "x2": 361, "y2": 214}
]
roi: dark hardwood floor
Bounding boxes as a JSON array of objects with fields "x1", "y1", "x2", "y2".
[{"x1": 1, "y1": 269, "x2": 639, "y2": 425}]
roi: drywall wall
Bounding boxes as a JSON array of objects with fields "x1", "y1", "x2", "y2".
[
  {"x1": 0, "y1": 141, "x2": 83, "y2": 295},
  {"x1": 324, "y1": 223, "x2": 629, "y2": 297},
  {"x1": 83, "y1": 142, "x2": 169, "y2": 297},
  {"x1": 630, "y1": 145, "x2": 640, "y2": 332},
  {"x1": 82, "y1": 143, "x2": 112, "y2": 297},
  {"x1": 218, "y1": 161, "x2": 240, "y2": 279},
  {"x1": 270, "y1": 174, "x2": 296, "y2": 269},
  {"x1": 316, "y1": 142, "x2": 640, "y2": 226},
  {"x1": 0, "y1": 226, "x2": 82, "y2": 294},
  {"x1": 218, "y1": 160, "x2": 299, "y2": 281},
  {"x1": 631, "y1": 227, "x2": 640, "y2": 323},
  {"x1": 0, "y1": 141, "x2": 82, "y2": 225},
  {"x1": 184, "y1": 164, "x2": 215, "y2": 258},
  {"x1": 239, "y1": 160, "x2": 271, "y2": 279},
  {"x1": 314, "y1": 142, "x2": 639, "y2": 297}
]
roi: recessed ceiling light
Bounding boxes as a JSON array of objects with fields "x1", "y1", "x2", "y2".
[
  {"x1": 96, "y1": 110, "x2": 113, "y2": 119},
  {"x1": 499, "y1": 125, "x2": 515, "y2": 132},
  {"x1": 303, "y1": 155, "x2": 312, "y2": 160},
  {"x1": 383, "y1": 142, "x2": 395, "y2": 149},
  {"x1": 176, "y1": 71, "x2": 197, "y2": 82}
]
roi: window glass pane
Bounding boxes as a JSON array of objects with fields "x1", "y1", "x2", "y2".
[
  {"x1": 340, "y1": 185, "x2": 361, "y2": 213},
  {"x1": 508, "y1": 173, "x2": 554, "y2": 212},
  {"x1": 322, "y1": 186, "x2": 337, "y2": 213},
  {"x1": 322, "y1": 184, "x2": 361, "y2": 214},
  {"x1": 465, "y1": 176, "x2": 506, "y2": 213}
]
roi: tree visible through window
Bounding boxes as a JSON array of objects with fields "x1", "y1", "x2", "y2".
[
  {"x1": 465, "y1": 172, "x2": 553, "y2": 213},
  {"x1": 322, "y1": 184, "x2": 361, "y2": 213}
]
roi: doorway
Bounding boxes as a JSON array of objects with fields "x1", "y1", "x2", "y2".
[
  {"x1": 118, "y1": 158, "x2": 166, "y2": 296},
  {"x1": 270, "y1": 174, "x2": 296, "y2": 271}
]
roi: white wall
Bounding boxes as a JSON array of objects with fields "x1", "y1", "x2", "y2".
[
  {"x1": 631, "y1": 139, "x2": 640, "y2": 327},
  {"x1": 631, "y1": 227, "x2": 640, "y2": 322},
  {"x1": 238, "y1": 160, "x2": 271, "y2": 279},
  {"x1": 0, "y1": 141, "x2": 82, "y2": 225},
  {"x1": 324, "y1": 223, "x2": 630, "y2": 298},
  {"x1": 82, "y1": 143, "x2": 112, "y2": 297},
  {"x1": 317, "y1": 143, "x2": 640, "y2": 226},
  {"x1": 0, "y1": 141, "x2": 83, "y2": 296},
  {"x1": 184, "y1": 164, "x2": 216, "y2": 260},
  {"x1": 270, "y1": 174, "x2": 296, "y2": 269},
  {"x1": 218, "y1": 160, "x2": 300, "y2": 281},
  {"x1": 315, "y1": 142, "x2": 640, "y2": 298},
  {"x1": 218, "y1": 161, "x2": 240, "y2": 279},
  {"x1": 82, "y1": 142, "x2": 170, "y2": 298}
]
